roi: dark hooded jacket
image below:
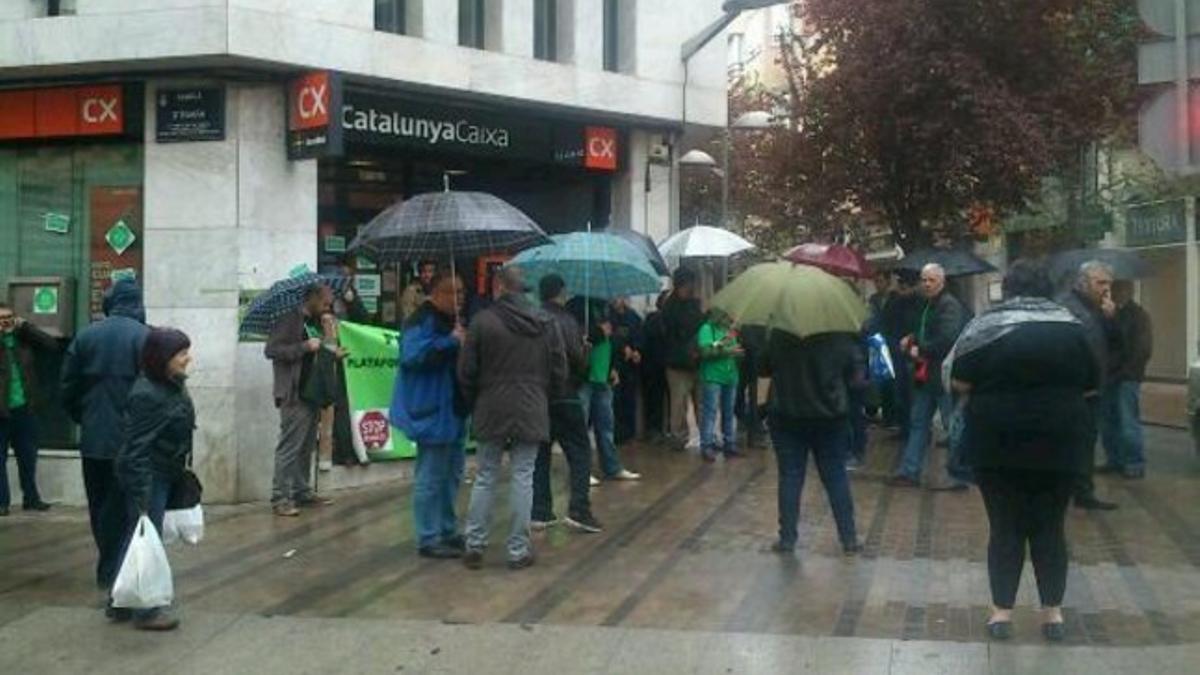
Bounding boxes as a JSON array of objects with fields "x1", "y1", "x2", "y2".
[
  {"x1": 458, "y1": 293, "x2": 566, "y2": 444},
  {"x1": 1057, "y1": 288, "x2": 1116, "y2": 389},
  {"x1": 61, "y1": 280, "x2": 150, "y2": 459}
]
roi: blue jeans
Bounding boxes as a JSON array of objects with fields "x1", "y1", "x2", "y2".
[
  {"x1": 465, "y1": 440, "x2": 537, "y2": 561},
  {"x1": 413, "y1": 442, "x2": 465, "y2": 549},
  {"x1": 1100, "y1": 381, "x2": 1145, "y2": 471},
  {"x1": 701, "y1": 382, "x2": 738, "y2": 456},
  {"x1": 896, "y1": 380, "x2": 954, "y2": 481},
  {"x1": 0, "y1": 406, "x2": 42, "y2": 508},
  {"x1": 770, "y1": 416, "x2": 857, "y2": 549},
  {"x1": 580, "y1": 383, "x2": 623, "y2": 477}
]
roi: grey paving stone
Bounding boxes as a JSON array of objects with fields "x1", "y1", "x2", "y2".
[{"x1": 889, "y1": 639, "x2": 990, "y2": 675}]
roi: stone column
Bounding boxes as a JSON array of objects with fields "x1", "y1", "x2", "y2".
[{"x1": 143, "y1": 81, "x2": 317, "y2": 503}]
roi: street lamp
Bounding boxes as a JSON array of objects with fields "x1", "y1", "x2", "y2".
[{"x1": 677, "y1": 0, "x2": 791, "y2": 230}]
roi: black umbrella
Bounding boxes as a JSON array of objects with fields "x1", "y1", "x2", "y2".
[
  {"x1": 600, "y1": 227, "x2": 670, "y2": 276},
  {"x1": 348, "y1": 191, "x2": 551, "y2": 262},
  {"x1": 1048, "y1": 248, "x2": 1151, "y2": 284},
  {"x1": 894, "y1": 248, "x2": 997, "y2": 277}
]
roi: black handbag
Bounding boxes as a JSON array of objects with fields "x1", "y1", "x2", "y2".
[
  {"x1": 301, "y1": 348, "x2": 339, "y2": 408},
  {"x1": 167, "y1": 468, "x2": 203, "y2": 510}
]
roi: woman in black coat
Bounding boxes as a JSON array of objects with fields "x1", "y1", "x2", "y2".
[
  {"x1": 949, "y1": 261, "x2": 1099, "y2": 643},
  {"x1": 950, "y1": 258, "x2": 1099, "y2": 638},
  {"x1": 113, "y1": 328, "x2": 195, "y2": 631}
]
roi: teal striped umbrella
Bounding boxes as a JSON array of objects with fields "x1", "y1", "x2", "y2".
[{"x1": 508, "y1": 232, "x2": 663, "y2": 300}]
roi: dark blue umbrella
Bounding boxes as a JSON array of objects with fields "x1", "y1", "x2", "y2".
[{"x1": 239, "y1": 273, "x2": 350, "y2": 338}]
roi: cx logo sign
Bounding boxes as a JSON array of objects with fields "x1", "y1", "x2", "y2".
[
  {"x1": 82, "y1": 96, "x2": 119, "y2": 124},
  {"x1": 289, "y1": 72, "x2": 332, "y2": 130},
  {"x1": 584, "y1": 126, "x2": 618, "y2": 171}
]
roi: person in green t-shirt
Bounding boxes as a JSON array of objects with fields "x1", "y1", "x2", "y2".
[
  {"x1": 575, "y1": 300, "x2": 640, "y2": 482},
  {"x1": 697, "y1": 310, "x2": 744, "y2": 461},
  {"x1": 0, "y1": 303, "x2": 58, "y2": 516}
]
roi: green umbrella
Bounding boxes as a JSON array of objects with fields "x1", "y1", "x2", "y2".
[{"x1": 711, "y1": 261, "x2": 868, "y2": 339}]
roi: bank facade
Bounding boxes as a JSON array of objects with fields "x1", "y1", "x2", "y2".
[{"x1": 0, "y1": 1, "x2": 729, "y2": 503}]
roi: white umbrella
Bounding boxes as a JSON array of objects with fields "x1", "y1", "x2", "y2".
[{"x1": 658, "y1": 225, "x2": 755, "y2": 260}]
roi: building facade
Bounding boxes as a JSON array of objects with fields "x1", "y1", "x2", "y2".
[{"x1": 0, "y1": 0, "x2": 729, "y2": 503}]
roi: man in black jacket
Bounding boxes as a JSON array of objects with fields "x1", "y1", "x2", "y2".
[
  {"x1": 662, "y1": 268, "x2": 705, "y2": 451},
  {"x1": 61, "y1": 279, "x2": 149, "y2": 593},
  {"x1": 459, "y1": 267, "x2": 566, "y2": 570},
  {"x1": 0, "y1": 303, "x2": 57, "y2": 516},
  {"x1": 1099, "y1": 281, "x2": 1153, "y2": 480},
  {"x1": 609, "y1": 296, "x2": 643, "y2": 446},
  {"x1": 531, "y1": 275, "x2": 603, "y2": 534},
  {"x1": 890, "y1": 264, "x2": 970, "y2": 488},
  {"x1": 1057, "y1": 262, "x2": 1120, "y2": 510},
  {"x1": 640, "y1": 292, "x2": 670, "y2": 441},
  {"x1": 765, "y1": 330, "x2": 864, "y2": 555}
]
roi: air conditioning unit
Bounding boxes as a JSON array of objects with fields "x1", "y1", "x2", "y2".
[{"x1": 647, "y1": 143, "x2": 671, "y2": 164}]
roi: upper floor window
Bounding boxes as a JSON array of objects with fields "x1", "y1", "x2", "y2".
[
  {"x1": 459, "y1": 0, "x2": 486, "y2": 49},
  {"x1": 603, "y1": 0, "x2": 620, "y2": 72},
  {"x1": 375, "y1": 0, "x2": 407, "y2": 35},
  {"x1": 534, "y1": 0, "x2": 558, "y2": 62}
]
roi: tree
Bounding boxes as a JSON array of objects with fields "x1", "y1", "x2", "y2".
[{"x1": 776, "y1": 0, "x2": 1140, "y2": 250}]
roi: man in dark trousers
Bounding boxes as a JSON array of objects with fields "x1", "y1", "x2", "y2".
[
  {"x1": 531, "y1": 275, "x2": 604, "y2": 534},
  {"x1": 889, "y1": 263, "x2": 970, "y2": 489},
  {"x1": 60, "y1": 279, "x2": 149, "y2": 600},
  {"x1": 0, "y1": 303, "x2": 57, "y2": 516},
  {"x1": 609, "y1": 296, "x2": 643, "y2": 446},
  {"x1": 1058, "y1": 261, "x2": 1119, "y2": 510},
  {"x1": 1100, "y1": 281, "x2": 1153, "y2": 480},
  {"x1": 266, "y1": 283, "x2": 339, "y2": 517},
  {"x1": 640, "y1": 292, "x2": 670, "y2": 442},
  {"x1": 883, "y1": 272, "x2": 923, "y2": 438},
  {"x1": 459, "y1": 267, "x2": 566, "y2": 570}
]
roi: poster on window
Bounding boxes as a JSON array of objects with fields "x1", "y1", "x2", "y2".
[{"x1": 89, "y1": 187, "x2": 143, "y2": 320}]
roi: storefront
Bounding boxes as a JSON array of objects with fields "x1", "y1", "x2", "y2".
[
  {"x1": 292, "y1": 74, "x2": 624, "y2": 325},
  {"x1": 1123, "y1": 199, "x2": 1190, "y2": 383},
  {"x1": 0, "y1": 82, "x2": 145, "y2": 447}
]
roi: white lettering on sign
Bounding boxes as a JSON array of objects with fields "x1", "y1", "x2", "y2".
[
  {"x1": 82, "y1": 97, "x2": 119, "y2": 123},
  {"x1": 342, "y1": 106, "x2": 511, "y2": 149},
  {"x1": 298, "y1": 84, "x2": 328, "y2": 120},
  {"x1": 588, "y1": 136, "x2": 616, "y2": 160}
]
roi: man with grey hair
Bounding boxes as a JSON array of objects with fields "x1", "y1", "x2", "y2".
[
  {"x1": 459, "y1": 266, "x2": 567, "y2": 570},
  {"x1": 889, "y1": 263, "x2": 971, "y2": 488},
  {"x1": 1057, "y1": 260, "x2": 1119, "y2": 511}
]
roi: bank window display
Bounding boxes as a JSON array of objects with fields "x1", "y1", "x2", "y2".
[{"x1": 0, "y1": 144, "x2": 144, "y2": 447}]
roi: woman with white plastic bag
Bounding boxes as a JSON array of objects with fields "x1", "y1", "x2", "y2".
[{"x1": 111, "y1": 328, "x2": 195, "y2": 631}]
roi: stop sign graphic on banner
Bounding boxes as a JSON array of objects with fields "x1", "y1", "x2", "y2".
[{"x1": 358, "y1": 410, "x2": 390, "y2": 450}]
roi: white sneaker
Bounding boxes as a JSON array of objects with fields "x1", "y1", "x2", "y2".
[
  {"x1": 590, "y1": 475, "x2": 602, "y2": 487},
  {"x1": 530, "y1": 518, "x2": 559, "y2": 531},
  {"x1": 612, "y1": 469, "x2": 641, "y2": 481}
]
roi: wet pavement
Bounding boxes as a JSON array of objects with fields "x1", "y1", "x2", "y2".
[{"x1": 2, "y1": 425, "x2": 1199, "y2": 671}]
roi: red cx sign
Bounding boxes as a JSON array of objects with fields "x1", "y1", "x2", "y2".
[
  {"x1": 584, "y1": 126, "x2": 618, "y2": 171},
  {"x1": 0, "y1": 85, "x2": 124, "y2": 140},
  {"x1": 288, "y1": 72, "x2": 331, "y2": 131}
]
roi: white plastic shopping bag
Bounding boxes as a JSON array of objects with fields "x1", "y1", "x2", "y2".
[
  {"x1": 111, "y1": 515, "x2": 174, "y2": 609},
  {"x1": 163, "y1": 505, "x2": 205, "y2": 546}
]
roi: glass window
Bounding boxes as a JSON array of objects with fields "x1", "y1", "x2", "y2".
[
  {"x1": 375, "y1": 0, "x2": 407, "y2": 35},
  {"x1": 603, "y1": 0, "x2": 619, "y2": 72},
  {"x1": 459, "y1": 0, "x2": 486, "y2": 49},
  {"x1": 534, "y1": 0, "x2": 558, "y2": 62}
]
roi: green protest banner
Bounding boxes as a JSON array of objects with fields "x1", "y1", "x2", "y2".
[{"x1": 338, "y1": 321, "x2": 416, "y2": 461}]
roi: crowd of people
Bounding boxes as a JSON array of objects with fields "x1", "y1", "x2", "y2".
[{"x1": 0, "y1": 248, "x2": 1158, "y2": 642}]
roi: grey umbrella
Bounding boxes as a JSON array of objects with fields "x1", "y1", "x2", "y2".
[
  {"x1": 894, "y1": 248, "x2": 997, "y2": 277},
  {"x1": 347, "y1": 191, "x2": 551, "y2": 262},
  {"x1": 1048, "y1": 248, "x2": 1151, "y2": 284}
]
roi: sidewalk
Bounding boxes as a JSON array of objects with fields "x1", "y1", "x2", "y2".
[{"x1": 1, "y1": 604, "x2": 1196, "y2": 674}]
